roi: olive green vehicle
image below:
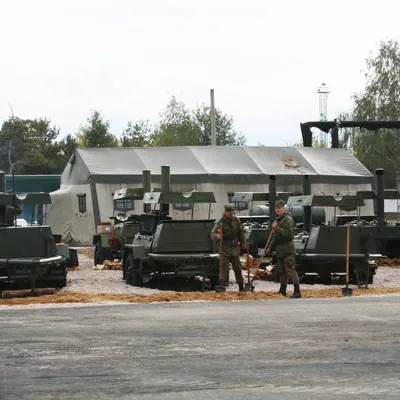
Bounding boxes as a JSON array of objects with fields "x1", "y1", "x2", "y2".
[
  {"x1": 93, "y1": 187, "x2": 144, "y2": 266},
  {"x1": 290, "y1": 193, "x2": 382, "y2": 286},
  {"x1": 291, "y1": 169, "x2": 400, "y2": 286},
  {"x1": 122, "y1": 191, "x2": 219, "y2": 289},
  {"x1": 0, "y1": 172, "x2": 67, "y2": 292}
]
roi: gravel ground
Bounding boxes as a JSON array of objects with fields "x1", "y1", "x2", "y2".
[
  {"x1": 61, "y1": 247, "x2": 400, "y2": 295},
  {"x1": 63, "y1": 248, "x2": 167, "y2": 295}
]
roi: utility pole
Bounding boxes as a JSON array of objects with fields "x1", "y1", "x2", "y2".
[{"x1": 210, "y1": 89, "x2": 217, "y2": 146}]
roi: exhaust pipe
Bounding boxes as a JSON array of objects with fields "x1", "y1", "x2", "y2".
[
  {"x1": 375, "y1": 168, "x2": 384, "y2": 227},
  {"x1": 0, "y1": 171, "x2": 5, "y2": 225},
  {"x1": 160, "y1": 165, "x2": 170, "y2": 215},
  {"x1": 142, "y1": 169, "x2": 151, "y2": 213},
  {"x1": 269, "y1": 175, "x2": 276, "y2": 222},
  {"x1": 0, "y1": 171, "x2": 5, "y2": 192},
  {"x1": 302, "y1": 175, "x2": 312, "y2": 233}
]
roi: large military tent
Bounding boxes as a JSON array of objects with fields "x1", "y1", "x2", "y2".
[{"x1": 46, "y1": 146, "x2": 374, "y2": 245}]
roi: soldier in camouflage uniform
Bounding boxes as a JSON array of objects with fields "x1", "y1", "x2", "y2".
[
  {"x1": 266, "y1": 199, "x2": 301, "y2": 298},
  {"x1": 211, "y1": 204, "x2": 246, "y2": 291}
]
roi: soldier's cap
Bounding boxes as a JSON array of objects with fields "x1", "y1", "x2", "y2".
[
  {"x1": 275, "y1": 199, "x2": 286, "y2": 207},
  {"x1": 224, "y1": 204, "x2": 236, "y2": 213}
]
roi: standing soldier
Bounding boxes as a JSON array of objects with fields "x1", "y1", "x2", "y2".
[
  {"x1": 211, "y1": 204, "x2": 246, "y2": 291},
  {"x1": 266, "y1": 199, "x2": 301, "y2": 298}
]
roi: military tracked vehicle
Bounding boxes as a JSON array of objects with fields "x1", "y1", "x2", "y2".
[
  {"x1": 122, "y1": 190, "x2": 219, "y2": 288},
  {"x1": 0, "y1": 171, "x2": 67, "y2": 292}
]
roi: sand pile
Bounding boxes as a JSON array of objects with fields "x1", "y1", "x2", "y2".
[{"x1": 1, "y1": 287, "x2": 400, "y2": 307}]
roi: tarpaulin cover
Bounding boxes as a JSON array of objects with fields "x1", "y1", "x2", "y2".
[{"x1": 61, "y1": 146, "x2": 373, "y2": 185}]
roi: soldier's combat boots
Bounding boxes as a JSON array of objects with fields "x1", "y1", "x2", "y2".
[
  {"x1": 238, "y1": 282, "x2": 244, "y2": 292},
  {"x1": 277, "y1": 284, "x2": 287, "y2": 296},
  {"x1": 290, "y1": 284, "x2": 302, "y2": 298}
]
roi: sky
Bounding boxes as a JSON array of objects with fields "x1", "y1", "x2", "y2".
[{"x1": 1, "y1": 0, "x2": 399, "y2": 146}]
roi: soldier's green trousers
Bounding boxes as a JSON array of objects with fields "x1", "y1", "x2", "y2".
[
  {"x1": 277, "y1": 255, "x2": 300, "y2": 285},
  {"x1": 220, "y1": 255, "x2": 244, "y2": 286}
]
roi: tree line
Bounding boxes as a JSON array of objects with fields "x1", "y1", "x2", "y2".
[
  {"x1": 291, "y1": 39, "x2": 400, "y2": 188},
  {"x1": 340, "y1": 39, "x2": 400, "y2": 188},
  {"x1": 0, "y1": 97, "x2": 246, "y2": 175}
]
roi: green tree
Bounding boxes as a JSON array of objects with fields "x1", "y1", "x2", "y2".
[
  {"x1": 121, "y1": 119, "x2": 152, "y2": 147},
  {"x1": 56, "y1": 133, "x2": 79, "y2": 165},
  {"x1": 286, "y1": 134, "x2": 327, "y2": 148},
  {"x1": 0, "y1": 116, "x2": 66, "y2": 174},
  {"x1": 192, "y1": 104, "x2": 246, "y2": 146},
  {"x1": 151, "y1": 96, "x2": 246, "y2": 147},
  {"x1": 335, "y1": 112, "x2": 353, "y2": 149},
  {"x1": 21, "y1": 118, "x2": 62, "y2": 174},
  {"x1": 152, "y1": 96, "x2": 200, "y2": 146},
  {"x1": 312, "y1": 135, "x2": 327, "y2": 148},
  {"x1": 347, "y1": 39, "x2": 400, "y2": 187},
  {"x1": 286, "y1": 141, "x2": 301, "y2": 147},
  {"x1": 76, "y1": 110, "x2": 119, "y2": 148},
  {"x1": 0, "y1": 116, "x2": 28, "y2": 174}
]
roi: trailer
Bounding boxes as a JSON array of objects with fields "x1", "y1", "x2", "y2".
[{"x1": 122, "y1": 191, "x2": 219, "y2": 289}]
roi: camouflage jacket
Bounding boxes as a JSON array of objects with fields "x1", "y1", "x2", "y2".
[
  {"x1": 269, "y1": 212, "x2": 296, "y2": 258},
  {"x1": 211, "y1": 215, "x2": 246, "y2": 257}
]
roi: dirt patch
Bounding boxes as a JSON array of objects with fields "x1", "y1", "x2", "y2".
[
  {"x1": 377, "y1": 257, "x2": 400, "y2": 267},
  {"x1": 1, "y1": 287, "x2": 400, "y2": 307},
  {"x1": 75, "y1": 247, "x2": 94, "y2": 259}
]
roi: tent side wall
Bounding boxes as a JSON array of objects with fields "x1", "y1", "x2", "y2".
[
  {"x1": 47, "y1": 184, "x2": 95, "y2": 246},
  {"x1": 66, "y1": 182, "x2": 273, "y2": 245},
  {"x1": 90, "y1": 180, "x2": 374, "y2": 245},
  {"x1": 95, "y1": 180, "x2": 375, "y2": 223},
  {"x1": 95, "y1": 183, "x2": 268, "y2": 226},
  {"x1": 312, "y1": 182, "x2": 374, "y2": 223},
  {"x1": 47, "y1": 180, "x2": 375, "y2": 246}
]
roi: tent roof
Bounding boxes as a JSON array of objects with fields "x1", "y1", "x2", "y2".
[{"x1": 61, "y1": 146, "x2": 373, "y2": 185}]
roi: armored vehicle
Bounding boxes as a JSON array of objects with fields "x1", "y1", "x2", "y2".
[
  {"x1": 122, "y1": 191, "x2": 219, "y2": 288},
  {"x1": 0, "y1": 172, "x2": 67, "y2": 292}
]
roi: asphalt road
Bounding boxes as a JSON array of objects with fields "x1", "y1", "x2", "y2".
[{"x1": 1, "y1": 296, "x2": 400, "y2": 400}]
